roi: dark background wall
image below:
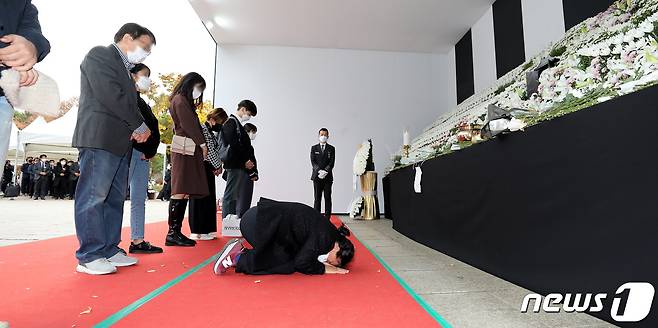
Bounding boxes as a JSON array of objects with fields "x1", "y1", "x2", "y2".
[
  {"x1": 492, "y1": 0, "x2": 526, "y2": 78},
  {"x1": 562, "y1": 0, "x2": 616, "y2": 30},
  {"x1": 455, "y1": 30, "x2": 475, "y2": 104}
]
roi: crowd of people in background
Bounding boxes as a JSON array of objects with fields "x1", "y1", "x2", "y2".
[{"x1": 0, "y1": 156, "x2": 80, "y2": 200}]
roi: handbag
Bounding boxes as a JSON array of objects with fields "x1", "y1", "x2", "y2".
[{"x1": 171, "y1": 134, "x2": 196, "y2": 156}]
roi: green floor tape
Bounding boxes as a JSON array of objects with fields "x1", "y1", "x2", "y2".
[
  {"x1": 94, "y1": 252, "x2": 220, "y2": 327},
  {"x1": 354, "y1": 234, "x2": 453, "y2": 328}
]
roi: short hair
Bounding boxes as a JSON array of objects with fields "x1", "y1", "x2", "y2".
[
  {"x1": 130, "y1": 63, "x2": 151, "y2": 76},
  {"x1": 244, "y1": 123, "x2": 257, "y2": 133},
  {"x1": 207, "y1": 108, "x2": 228, "y2": 124},
  {"x1": 238, "y1": 100, "x2": 257, "y2": 116},
  {"x1": 319, "y1": 128, "x2": 329, "y2": 134},
  {"x1": 39, "y1": 154, "x2": 47, "y2": 159},
  {"x1": 114, "y1": 23, "x2": 156, "y2": 45}
]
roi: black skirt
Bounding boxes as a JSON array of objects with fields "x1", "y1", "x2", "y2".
[{"x1": 188, "y1": 162, "x2": 217, "y2": 234}]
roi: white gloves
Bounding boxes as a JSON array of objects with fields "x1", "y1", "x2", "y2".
[{"x1": 318, "y1": 170, "x2": 328, "y2": 179}]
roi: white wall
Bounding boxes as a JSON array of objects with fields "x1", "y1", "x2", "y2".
[
  {"x1": 471, "y1": 7, "x2": 498, "y2": 93},
  {"x1": 521, "y1": 0, "x2": 566, "y2": 59},
  {"x1": 214, "y1": 45, "x2": 454, "y2": 213}
]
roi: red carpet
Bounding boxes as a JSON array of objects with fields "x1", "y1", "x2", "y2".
[{"x1": 0, "y1": 216, "x2": 441, "y2": 327}]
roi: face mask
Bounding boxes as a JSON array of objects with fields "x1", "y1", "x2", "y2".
[
  {"x1": 41, "y1": 158, "x2": 47, "y2": 162},
  {"x1": 239, "y1": 114, "x2": 251, "y2": 123},
  {"x1": 136, "y1": 76, "x2": 151, "y2": 92},
  {"x1": 319, "y1": 136, "x2": 328, "y2": 143},
  {"x1": 317, "y1": 253, "x2": 329, "y2": 263},
  {"x1": 210, "y1": 124, "x2": 223, "y2": 133},
  {"x1": 60, "y1": 161, "x2": 66, "y2": 165},
  {"x1": 126, "y1": 44, "x2": 150, "y2": 64},
  {"x1": 249, "y1": 132, "x2": 257, "y2": 140},
  {"x1": 192, "y1": 87, "x2": 203, "y2": 100}
]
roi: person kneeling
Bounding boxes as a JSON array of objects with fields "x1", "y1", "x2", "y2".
[{"x1": 213, "y1": 198, "x2": 354, "y2": 275}]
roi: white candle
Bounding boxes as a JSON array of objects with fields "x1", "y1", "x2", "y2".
[{"x1": 403, "y1": 130, "x2": 410, "y2": 146}]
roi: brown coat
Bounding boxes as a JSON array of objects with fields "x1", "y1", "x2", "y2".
[{"x1": 169, "y1": 94, "x2": 209, "y2": 197}]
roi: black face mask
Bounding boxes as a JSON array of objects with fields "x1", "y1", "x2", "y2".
[{"x1": 210, "y1": 124, "x2": 223, "y2": 133}]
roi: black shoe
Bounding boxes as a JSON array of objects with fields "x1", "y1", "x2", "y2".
[
  {"x1": 129, "y1": 241, "x2": 164, "y2": 254},
  {"x1": 40, "y1": 197, "x2": 46, "y2": 200},
  {"x1": 165, "y1": 232, "x2": 196, "y2": 247}
]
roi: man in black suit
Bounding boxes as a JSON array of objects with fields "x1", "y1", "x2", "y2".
[
  {"x1": 310, "y1": 128, "x2": 335, "y2": 219},
  {"x1": 33, "y1": 154, "x2": 50, "y2": 200},
  {"x1": 72, "y1": 23, "x2": 155, "y2": 275},
  {"x1": 20, "y1": 157, "x2": 33, "y2": 195}
]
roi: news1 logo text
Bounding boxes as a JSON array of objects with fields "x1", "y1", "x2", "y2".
[{"x1": 521, "y1": 282, "x2": 655, "y2": 322}]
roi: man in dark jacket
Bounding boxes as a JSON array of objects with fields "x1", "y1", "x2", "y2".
[
  {"x1": 72, "y1": 23, "x2": 155, "y2": 275},
  {"x1": 67, "y1": 160, "x2": 79, "y2": 200},
  {"x1": 0, "y1": 0, "x2": 50, "y2": 169},
  {"x1": 310, "y1": 128, "x2": 335, "y2": 219},
  {"x1": 221, "y1": 100, "x2": 257, "y2": 222},
  {"x1": 20, "y1": 157, "x2": 33, "y2": 195},
  {"x1": 32, "y1": 154, "x2": 50, "y2": 200}
]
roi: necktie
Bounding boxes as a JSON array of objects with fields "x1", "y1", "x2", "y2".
[{"x1": 321, "y1": 145, "x2": 325, "y2": 153}]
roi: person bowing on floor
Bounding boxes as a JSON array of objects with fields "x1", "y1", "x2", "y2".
[{"x1": 213, "y1": 198, "x2": 355, "y2": 275}]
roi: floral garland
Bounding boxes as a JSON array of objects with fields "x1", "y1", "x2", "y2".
[
  {"x1": 396, "y1": 0, "x2": 658, "y2": 167},
  {"x1": 349, "y1": 196, "x2": 364, "y2": 218},
  {"x1": 353, "y1": 141, "x2": 371, "y2": 176}
]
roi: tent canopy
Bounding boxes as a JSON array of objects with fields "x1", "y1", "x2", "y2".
[{"x1": 8, "y1": 107, "x2": 167, "y2": 162}]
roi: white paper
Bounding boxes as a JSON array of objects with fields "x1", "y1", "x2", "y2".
[{"x1": 414, "y1": 167, "x2": 422, "y2": 193}]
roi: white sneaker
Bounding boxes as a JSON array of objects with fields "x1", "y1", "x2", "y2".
[
  {"x1": 199, "y1": 234, "x2": 215, "y2": 241},
  {"x1": 76, "y1": 258, "x2": 117, "y2": 275},
  {"x1": 108, "y1": 251, "x2": 138, "y2": 267}
]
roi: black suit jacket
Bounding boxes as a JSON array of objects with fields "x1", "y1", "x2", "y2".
[
  {"x1": 33, "y1": 161, "x2": 51, "y2": 180},
  {"x1": 72, "y1": 45, "x2": 143, "y2": 156},
  {"x1": 310, "y1": 143, "x2": 335, "y2": 181}
]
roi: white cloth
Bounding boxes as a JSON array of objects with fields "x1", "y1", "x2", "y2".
[
  {"x1": 414, "y1": 167, "x2": 422, "y2": 194},
  {"x1": 318, "y1": 170, "x2": 328, "y2": 179}
]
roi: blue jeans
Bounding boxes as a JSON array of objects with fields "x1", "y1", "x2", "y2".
[
  {"x1": 74, "y1": 147, "x2": 131, "y2": 264},
  {"x1": 128, "y1": 148, "x2": 149, "y2": 240},
  {"x1": 222, "y1": 168, "x2": 246, "y2": 218},
  {"x1": 0, "y1": 97, "x2": 13, "y2": 165}
]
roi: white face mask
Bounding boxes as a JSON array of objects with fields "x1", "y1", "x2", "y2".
[
  {"x1": 249, "y1": 132, "x2": 257, "y2": 140},
  {"x1": 192, "y1": 87, "x2": 203, "y2": 100},
  {"x1": 317, "y1": 253, "x2": 329, "y2": 263},
  {"x1": 319, "y1": 136, "x2": 328, "y2": 143},
  {"x1": 239, "y1": 114, "x2": 252, "y2": 123},
  {"x1": 126, "y1": 45, "x2": 150, "y2": 64},
  {"x1": 136, "y1": 76, "x2": 151, "y2": 92},
  {"x1": 41, "y1": 158, "x2": 47, "y2": 162},
  {"x1": 60, "y1": 161, "x2": 66, "y2": 165}
]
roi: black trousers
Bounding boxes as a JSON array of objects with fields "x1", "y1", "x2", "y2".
[
  {"x1": 21, "y1": 176, "x2": 30, "y2": 194},
  {"x1": 188, "y1": 162, "x2": 218, "y2": 234},
  {"x1": 313, "y1": 179, "x2": 332, "y2": 218},
  {"x1": 236, "y1": 174, "x2": 254, "y2": 217},
  {"x1": 69, "y1": 179, "x2": 78, "y2": 198},
  {"x1": 33, "y1": 177, "x2": 48, "y2": 198}
]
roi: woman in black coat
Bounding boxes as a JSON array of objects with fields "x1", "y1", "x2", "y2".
[
  {"x1": 213, "y1": 198, "x2": 355, "y2": 275},
  {"x1": 52, "y1": 158, "x2": 69, "y2": 199}
]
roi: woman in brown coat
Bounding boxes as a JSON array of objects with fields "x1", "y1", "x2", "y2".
[{"x1": 166, "y1": 72, "x2": 209, "y2": 247}]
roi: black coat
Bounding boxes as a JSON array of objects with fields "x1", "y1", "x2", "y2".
[
  {"x1": 132, "y1": 94, "x2": 160, "y2": 159},
  {"x1": 310, "y1": 143, "x2": 335, "y2": 181},
  {"x1": 221, "y1": 115, "x2": 252, "y2": 169},
  {"x1": 236, "y1": 198, "x2": 339, "y2": 275}
]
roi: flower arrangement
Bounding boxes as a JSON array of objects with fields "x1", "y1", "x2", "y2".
[
  {"x1": 395, "y1": 0, "x2": 658, "y2": 168},
  {"x1": 353, "y1": 140, "x2": 374, "y2": 176},
  {"x1": 349, "y1": 196, "x2": 364, "y2": 218}
]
